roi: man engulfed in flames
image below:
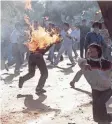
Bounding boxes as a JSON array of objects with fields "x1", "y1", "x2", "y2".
[{"x1": 18, "y1": 23, "x2": 61, "y2": 94}]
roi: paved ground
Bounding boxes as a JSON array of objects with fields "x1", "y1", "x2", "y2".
[{"x1": 0, "y1": 53, "x2": 112, "y2": 124}]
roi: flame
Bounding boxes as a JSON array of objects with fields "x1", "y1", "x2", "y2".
[
  {"x1": 24, "y1": 0, "x2": 61, "y2": 52},
  {"x1": 25, "y1": 0, "x2": 32, "y2": 10},
  {"x1": 25, "y1": 27, "x2": 60, "y2": 52},
  {"x1": 24, "y1": 15, "x2": 30, "y2": 25}
]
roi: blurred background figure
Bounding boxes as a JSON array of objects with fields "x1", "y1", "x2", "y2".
[{"x1": 79, "y1": 19, "x2": 90, "y2": 58}]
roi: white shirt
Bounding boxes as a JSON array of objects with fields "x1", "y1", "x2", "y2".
[
  {"x1": 71, "y1": 29, "x2": 80, "y2": 43},
  {"x1": 60, "y1": 29, "x2": 73, "y2": 46}
]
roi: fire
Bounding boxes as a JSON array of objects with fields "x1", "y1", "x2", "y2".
[
  {"x1": 25, "y1": 0, "x2": 32, "y2": 10},
  {"x1": 24, "y1": 15, "x2": 31, "y2": 25},
  {"x1": 25, "y1": 27, "x2": 60, "y2": 52},
  {"x1": 24, "y1": 0, "x2": 60, "y2": 52}
]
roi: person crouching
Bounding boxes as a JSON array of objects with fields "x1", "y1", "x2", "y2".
[{"x1": 78, "y1": 43, "x2": 112, "y2": 124}]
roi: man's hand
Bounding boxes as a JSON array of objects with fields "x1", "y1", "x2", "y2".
[{"x1": 83, "y1": 64, "x2": 92, "y2": 71}]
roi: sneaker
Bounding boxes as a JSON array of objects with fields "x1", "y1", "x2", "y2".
[
  {"x1": 72, "y1": 62, "x2": 76, "y2": 66},
  {"x1": 36, "y1": 87, "x2": 41, "y2": 92},
  {"x1": 18, "y1": 77, "x2": 24, "y2": 88},
  {"x1": 36, "y1": 89, "x2": 46, "y2": 95}
]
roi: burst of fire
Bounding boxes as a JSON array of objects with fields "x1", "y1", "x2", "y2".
[
  {"x1": 25, "y1": 0, "x2": 32, "y2": 10},
  {"x1": 25, "y1": 27, "x2": 60, "y2": 52},
  {"x1": 24, "y1": 0, "x2": 60, "y2": 52}
]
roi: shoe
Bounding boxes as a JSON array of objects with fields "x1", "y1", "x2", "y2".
[
  {"x1": 70, "y1": 81, "x2": 75, "y2": 88},
  {"x1": 108, "y1": 113, "x2": 112, "y2": 122},
  {"x1": 67, "y1": 62, "x2": 76, "y2": 66},
  {"x1": 19, "y1": 77, "x2": 24, "y2": 88},
  {"x1": 36, "y1": 89, "x2": 46, "y2": 95},
  {"x1": 5, "y1": 64, "x2": 9, "y2": 71},
  {"x1": 72, "y1": 62, "x2": 76, "y2": 66},
  {"x1": 60, "y1": 56, "x2": 64, "y2": 61},
  {"x1": 14, "y1": 70, "x2": 20, "y2": 75},
  {"x1": 36, "y1": 87, "x2": 41, "y2": 92}
]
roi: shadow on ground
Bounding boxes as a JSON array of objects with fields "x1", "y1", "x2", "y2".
[
  {"x1": 3, "y1": 73, "x2": 20, "y2": 84},
  {"x1": 56, "y1": 65, "x2": 74, "y2": 75},
  {"x1": 74, "y1": 88, "x2": 92, "y2": 97},
  {"x1": 17, "y1": 94, "x2": 61, "y2": 115}
]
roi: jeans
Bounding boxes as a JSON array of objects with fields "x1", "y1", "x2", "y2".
[
  {"x1": 21, "y1": 53, "x2": 48, "y2": 90},
  {"x1": 12, "y1": 43, "x2": 24, "y2": 72},
  {"x1": 72, "y1": 42, "x2": 78, "y2": 57}
]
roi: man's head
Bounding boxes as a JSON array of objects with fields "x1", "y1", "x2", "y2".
[
  {"x1": 82, "y1": 19, "x2": 87, "y2": 26},
  {"x1": 86, "y1": 43, "x2": 102, "y2": 58},
  {"x1": 63, "y1": 22, "x2": 69, "y2": 31},
  {"x1": 92, "y1": 22, "x2": 102, "y2": 33}
]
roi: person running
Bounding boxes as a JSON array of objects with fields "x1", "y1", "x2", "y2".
[
  {"x1": 10, "y1": 22, "x2": 24, "y2": 74},
  {"x1": 18, "y1": 44, "x2": 52, "y2": 94},
  {"x1": 54, "y1": 22, "x2": 75, "y2": 66}
]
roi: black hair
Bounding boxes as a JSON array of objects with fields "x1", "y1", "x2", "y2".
[
  {"x1": 87, "y1": 43, "x2": 102, "y2": 58},
  {"x1": 49, "y1": 23, "x2": 55, "y2": 28},
  {"x1": 63, "y1": 22, "x2": 69, "y2": 27},
  {"x1": 92, "y1": 22, "x2": 102, "y2": 29}
]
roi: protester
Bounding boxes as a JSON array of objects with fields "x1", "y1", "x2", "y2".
[
  {"x1": 71, "y1": 25, "x2": 80, "y2": 59},
  {"x1": 9, "y1": 22, "x2": 23, "y2": 74},
  {"x1": 54, "y1": 22, "x2": 75, "y2": 66},
  {"x1": 85, "y1": 22, "x2": 107, "y2": 58},
  {"x1": 72, "y1": 43, "x2": 112, "y2": 124},
  {"x1": 100, "y1": 22, "x2": 111, "y2": 60},
  {"x1": 19, "y1": 44, "x2": 54, "y2": 94},
  {"x1": 80, "y1": 19, "x2": 90, "y2": 58}
]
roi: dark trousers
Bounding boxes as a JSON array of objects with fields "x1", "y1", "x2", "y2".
[
  {"x1": 92, "y1": 88, "x2": 112, "y2": 123},
  {"x1": 12, "y1": 43, "x2": 23, "y2": 72},
  {"x1": 22, "y1": 53, "x2": 48, "y2": 90},
  {"x1": 80, "y1": 38, "x2": 85, "y2": 58}
]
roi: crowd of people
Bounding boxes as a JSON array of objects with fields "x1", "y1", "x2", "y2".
[{"x1": 1, "y1": 19, "x2": 112, "y2": 124}]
